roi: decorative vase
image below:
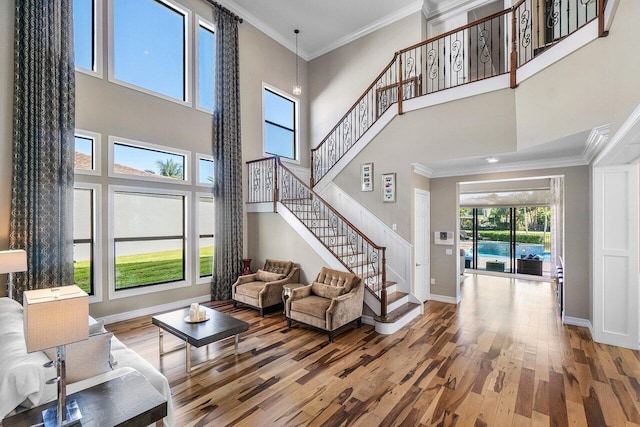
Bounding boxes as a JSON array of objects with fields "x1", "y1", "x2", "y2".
[{"x1": 242, "y1": 259, "x2": 252, "y2": 276}]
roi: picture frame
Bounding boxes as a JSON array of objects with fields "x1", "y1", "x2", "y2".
[
  {"x1": 361, "y1": 163, "x2": 373, "y2": 192},
  {"x1": 382, "y1": 172, "x2": 396, "y2": 203}
]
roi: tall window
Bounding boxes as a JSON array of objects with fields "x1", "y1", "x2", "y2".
[
  {"x1": 74, "y1": 0, "x2": 95, "y2": 71},
  {"x1": 198, "y1": 195, "x2": 214, "y2": 278},
  {"x1": 263, "y1": 86, "x2": 298, "y2": 160},
  {"x1": 112, "y1": 0, "x2": 189, "y2": 101},
  {"x1": 197, "y1": 156, "x2": 214, "y2": 185},
  {"x1": 110, "y1": 137, "x2": 189, "y2": 183},
  {"x1": 197, "y1": 20, "x2": 215, "y2": 111},
  {"x1": 112, "y1": 189, "x2": 187, "y2": 290},
  {"x1": 73, "y1": 186, "x2": 96, "y2": 295}
]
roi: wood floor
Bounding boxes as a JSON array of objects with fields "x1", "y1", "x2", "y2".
[{"x1": 107, "y1": 275, "x2": 640, "y2": 426}]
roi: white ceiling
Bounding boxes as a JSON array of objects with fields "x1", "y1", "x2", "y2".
[{"x1": 219, "y1": 0, "x2": 424, "y2": 59}]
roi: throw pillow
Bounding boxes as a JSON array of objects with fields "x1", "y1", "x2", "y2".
[
  {"x1": 88, "y1": 319, "x2": 105, "y2": 336},
  {"x1": 43, "y1": 332, "x2": 113, "y2": 384},
  {"x1": 311, "y1": 282, "x2": 345, "y2": 299},
  {"x1": 255, "y1": 269, "x2": 285, "y2": 282}
]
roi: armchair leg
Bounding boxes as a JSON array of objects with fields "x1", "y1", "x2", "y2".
[
  {"x1": 233, "y1": 301, "x2": 237, "y2": 308},
  {"x1": 287, "y1": 318, "x2": 291, "y2": 328},
  {"x1": 357, "y1": 317, "x2": 362, "y2": 327},
  {"x1": 260, "y1": 308, "x2": 264, "y2": 317},
  {"x1": 328, "y1": 331, "x2": 334, "y2": 343}
]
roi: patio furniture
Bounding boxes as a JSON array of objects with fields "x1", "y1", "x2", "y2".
[{"x1": 232, "y1": 259, "x2": 299, "y2": 316}]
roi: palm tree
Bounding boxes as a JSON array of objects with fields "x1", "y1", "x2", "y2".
[{"x1": 156, "y1": 159, "x2": 183, "y2": 179}]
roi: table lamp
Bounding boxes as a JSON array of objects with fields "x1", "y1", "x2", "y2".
[
  {"x1": 0, "y1": 249, "x2": 27, "y2": 300},
  {"x1": 23, "y1": 285, "x2": 89, "y2": 427}
]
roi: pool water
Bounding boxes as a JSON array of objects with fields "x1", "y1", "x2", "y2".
[{"x1": 465, "y1": 241, "x2": 550, "y2": 261}]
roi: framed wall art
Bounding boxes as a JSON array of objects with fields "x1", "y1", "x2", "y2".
[
  {"x1": 382, "y1": 172, "x2": 396, "y2": 203},
  {"x1": 361, "y1": 163, "x2": 373, "y2": 192}
]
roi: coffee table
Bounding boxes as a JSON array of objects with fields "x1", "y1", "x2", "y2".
[{"x1": 152, "y1": 305, "x2": 249, "y2": 375}]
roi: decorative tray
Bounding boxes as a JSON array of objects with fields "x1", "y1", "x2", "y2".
[{"x1": 184, "y1": 315, "x2": 210, "y2": 324}]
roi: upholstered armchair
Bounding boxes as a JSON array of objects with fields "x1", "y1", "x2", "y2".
[
  {"x1": 286, "y1": 267, "x2": 363, "y2": 342},
  {"x1": 232, "y1": 259, "x2": 300, "y2": 316}
]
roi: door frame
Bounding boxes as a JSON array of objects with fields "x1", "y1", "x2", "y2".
[{"x1": 414, "y1": 189, "x2": 431, "y2": 302}]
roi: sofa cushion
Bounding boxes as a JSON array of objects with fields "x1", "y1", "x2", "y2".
[
  {"x1": 316, "y1": 267, "x2": 358, "y2": 292},
  {"x1": 291, "y1": 295, "x2": 332, "y2": 320},
  {"x1": 235, "y1": 281, "x2": 266, "y2": 298},
  {"x1": 311, "y1": 282, "x2": 345, "y2": 299},
  {"x1": 44, "y1": 332, "x2": 113, "y2": 384},
  {"x1": 255, "y1": 269, "x2": 285, "y2": 282}
]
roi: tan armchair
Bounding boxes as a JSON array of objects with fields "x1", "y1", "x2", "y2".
[
  {"x1": 232, "y1": 259, "x2": 300, "y2": 316},
  {"x1": 286, "y1": 267, "x2": 364, "y2": 342}
]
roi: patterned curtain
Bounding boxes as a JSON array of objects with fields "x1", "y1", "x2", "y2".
[
  {"x1": 10, "y1": 0, "x2": 75, "y2": 301},
  {"x1": 211, "y1": 6, "x2": 242, "y2": 300}
]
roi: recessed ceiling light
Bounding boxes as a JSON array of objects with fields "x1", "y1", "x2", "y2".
[{"x1": 486, "y1": 156, "x2": 499, "y2": 163}]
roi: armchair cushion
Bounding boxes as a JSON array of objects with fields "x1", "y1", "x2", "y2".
[
  {"x1": 234, "y1": 281, "x2": 265, "y2": 299},
  {"x1": 311, "y1": 282, "x2": 345, "y2": 299},
  {"x1": 316, "y1": 267, "x2": 358, "y2": 292},
  {"x1": 290, "y1": 296, "x2": 332, "y2": 320},
  {"x1": 255, "y1": 269, "x2": 285, "y2": 282},
  {"x1": 263, "y1": 259, "x2": 294, "y2": 276}
]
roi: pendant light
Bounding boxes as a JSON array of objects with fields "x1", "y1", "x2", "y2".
[{"x1": 293, "y1": 29, "x2": 302, "y2": 96}]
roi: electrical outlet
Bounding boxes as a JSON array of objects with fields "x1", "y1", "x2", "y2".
[
  {"x1": 446, "y1": 248, "x2": 453, "y2": 255},
  {"x1": 430, "y1": 278, "x2": 435, "y2": 285},
  {"x1": 392, "y1": 223, "x2": 397, "y2": 231}
]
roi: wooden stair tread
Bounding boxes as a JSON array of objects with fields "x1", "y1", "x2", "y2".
[
  {"x1": 387, "y1": 291, "x2": 408, "y2": 305},
  {"x1": 374, "y1": 302, "x2": 421, "y2": 323}
]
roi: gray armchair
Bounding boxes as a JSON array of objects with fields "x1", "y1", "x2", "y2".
[
  {"x1": 286, "y1": 267, "x2": 363, "y2": 342},
  {"x1": 232, "y1": 259, "x2": 299, "y2": 316}
]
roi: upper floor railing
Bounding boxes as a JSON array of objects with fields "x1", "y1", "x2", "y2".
[
  {"x1": 310, "y1": 0, "x2": 607, "y2": 186},
  {"x1": 248, "y1": 156, "x2": 389, "y2": 316}
]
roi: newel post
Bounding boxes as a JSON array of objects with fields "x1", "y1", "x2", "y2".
[
  {"x1": 598, "y1": 0, "x2": 609, "y2": 37},
  {"x1": 380, "y1": 248, "x2": 387, "y2": 317},
  {"x1": 397, "y1": 54, "x2": 404, "y2": 115},
  {"x1": 273, "y1": 157, "x2": 279, "y2": 213},
  {"x1": 510, "y1": 9, "x2": 518, "y2": 89},
  {"x1": 310, "y1": 150, "x2": 315, "y2": 188}
]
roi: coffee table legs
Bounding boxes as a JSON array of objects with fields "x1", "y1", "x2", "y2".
[{"x1": 158, "y1": 329, "x2": 186, "y2": 356}]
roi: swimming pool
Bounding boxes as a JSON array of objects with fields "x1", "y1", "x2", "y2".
[{"x1": 465, "y1": 241, "x2": 550, "y2": 261}]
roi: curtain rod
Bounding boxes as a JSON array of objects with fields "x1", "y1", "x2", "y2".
[{"x1": 203, "y1": 0, "x2": 243, "y2": 23}]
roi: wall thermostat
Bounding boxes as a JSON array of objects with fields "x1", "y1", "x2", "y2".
[{"x1": 434, "y1": 231, "x2": 454, "y2": 245}]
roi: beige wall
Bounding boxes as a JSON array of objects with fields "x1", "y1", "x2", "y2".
[
  {"x1": 333, "y1": 88, "x2": 517, "y2": 241},
  {"x1": 429, "y1": 166, "x2": 591, "y2": 320},
  {"x1": 247, "y1": 212, "x2": 327, "y2": 284},
  {"x1": 308, "y1": 12, "x2": 423, "y2": 145}
]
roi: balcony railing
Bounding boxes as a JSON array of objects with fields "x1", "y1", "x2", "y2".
[
  {"x1": 248, "y1": 157, "x2": 389, "y2": 316},
  {"x1": 310, "y1": 0, "x2": 607, "y2": 186}
]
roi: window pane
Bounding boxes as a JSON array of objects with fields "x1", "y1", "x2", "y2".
[
  {"x1": 198, "y1": 158, "x2": 213, "y2": 184},
  {"x1": 198, "y1": 25, "x2": 215, "y2": 111},
  {"x1": 75, "y1": 136, "x2": 94, "y2": 171},
  {"x1": 198, "y1": 197, "x2": 214, "y2": 235},
  {"x1": 115, "y1": 239, "x2": 184, "y2": 289},
  {"x1": 265, "y1": 124, "x2": 294, "y2": 158},
  {"x1": 113, "y1": 0, "x2": 185, "y2": 100},
  {"x1": 199, "y1": 237, "x2": 213, "y2": 277},
  {"x1": 74, "y1": 0, "x2": 94, "y2": 70},
  {"x1": 113, "y1": 143, "x2": 185, "y2": 180},
  {"x1": 264, "y1": 90, "x2": 294, "y2": 129},
  {"x1": 74, "y1": 242, "x2": 93, "y2": 294},
  {"x1": 114, "y1": 192, "x2": 184, "y2": 238},
  {"x1": 74, "y1": 188, "x2": 93, "y2": 239}
]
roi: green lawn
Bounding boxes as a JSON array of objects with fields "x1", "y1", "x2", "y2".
[{"x1": 74, "y1": 246, "x2": 214, "y2": 293}]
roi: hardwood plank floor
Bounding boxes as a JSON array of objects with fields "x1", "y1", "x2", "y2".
[{"x1": 106, "y1": 275, "x2": 640, "y2": 426}]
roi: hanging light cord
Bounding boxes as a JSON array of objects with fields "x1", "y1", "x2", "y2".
[{"x1": 295, "y1": 29, "x2": 300, "y2": 87}]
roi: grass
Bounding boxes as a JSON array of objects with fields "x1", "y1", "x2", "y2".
[{"x1": 74, "y1": 246, "x2": 214, "y2": 292}]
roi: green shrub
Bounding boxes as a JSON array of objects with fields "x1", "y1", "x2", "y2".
[{"x1": 478, "y1": 230, "x2": 545, "y2": 244}]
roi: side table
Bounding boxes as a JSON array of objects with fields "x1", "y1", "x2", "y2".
[
  {"x1": 4, "y1": 371, "x2": 167, "y2": 427},
  {"x1": 282, "y1": 283, "x2": 305, "y2": 315}
]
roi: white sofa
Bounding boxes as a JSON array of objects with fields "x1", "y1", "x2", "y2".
[{"x1": 0, "y1": 297, "x2": 174, "y2": 426}]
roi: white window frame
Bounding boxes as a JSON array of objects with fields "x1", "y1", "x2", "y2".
[
  {"x1": 262, "y1": 82, "x2": 300, "y2": 164},
  {"x1": 108, "y1": 185, "x2": 191, "y2": 300},
  {"x1": 195, "y1": 192, "x2": 214, "y2": 284},
  {"x1": 107, "y1": 0, "x2": 192, "y2": 106},
  {"x1": 74, "y1": 129, "x2": 102, "y2": 176},
  {"x1": 108, "y1": 135, "x2": 191, "y2": 185},
  {"x1": 75, "y1": 0, "x2": 104, "y2": 78},
  {"x1": 73, "y1": 182, "x2": 103, "y2": 304},
  {"x1": 195, "y1": 153, "x2": 214, "y2": 187},
  {"x1": 195, "y1": 15, "x2": 215, "y2": 113}
]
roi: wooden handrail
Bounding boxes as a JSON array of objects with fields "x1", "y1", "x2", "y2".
[
  {"x1": 311, "y1": 54, "x2": 398, "y2": 153},
  {"x1": 277, "y1": 158, "x2": 386, "y2": 252}
]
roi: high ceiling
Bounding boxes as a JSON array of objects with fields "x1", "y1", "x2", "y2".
[{"x1": 219, "y1": 0, "x2": 424, "y2": 59}]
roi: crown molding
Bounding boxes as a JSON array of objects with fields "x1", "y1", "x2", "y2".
[
  {"x1": 429, "y1": 155, "x2": 589, "y2": 178},
  {"x1": 308, "y1": 1, "x2": 424, "y2": 60},
  {"x1": 583, "y1": 124, "x2": 610, "y2": 163},
  {"x1": 412, "y1": 163, "x2": 434, "y2": 178},
  {"x1": 422, "y1": 0, "x2": 486, "y2": 20}
]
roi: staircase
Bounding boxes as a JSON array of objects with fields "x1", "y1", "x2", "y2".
[
  {"x1": 247, "y1": 0, "x2": 609, "y2": 333},
  {"x1": 247, "y1": 157, "x2": 421, "y2": 327}
]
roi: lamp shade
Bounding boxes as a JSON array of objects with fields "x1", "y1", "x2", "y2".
[
  {"x1": 0, "y1": 249, "x2": 27, "y2": 274},
  {"x1": 23, "y1": 285, "x2": 89, "y2": 353}
]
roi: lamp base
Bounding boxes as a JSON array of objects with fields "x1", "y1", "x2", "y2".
[{"x1": 42, "y1": 399, "x2": 82, "y2": 427}]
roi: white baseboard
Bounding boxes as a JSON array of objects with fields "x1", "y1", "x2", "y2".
[
  {"x1": 361, "y1": 315, "x2": 375, "y2": 326},
  {"x1": 429, "y1": 294, "x2": 460, "y2": 304},
  {"x1": 97, "y1": 294, "x2": 211, "y2": 325},
  {"x1": 563, "y1": 316, "x2": 594, "y2": 336}
]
